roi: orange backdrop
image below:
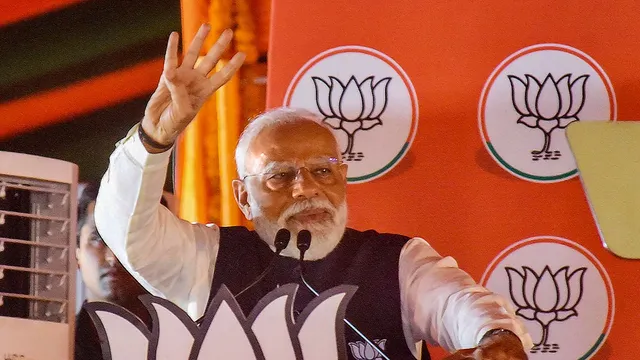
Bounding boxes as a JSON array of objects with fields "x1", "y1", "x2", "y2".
[{"x1": 267, "y1": 0, "x2": 640, "y2": 359}]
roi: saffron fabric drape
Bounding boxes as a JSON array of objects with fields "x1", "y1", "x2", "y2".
[{"x1": 176, "y1": 0, "x2": 268, "y2": 226}]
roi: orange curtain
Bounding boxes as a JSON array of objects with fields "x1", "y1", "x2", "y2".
[{"x1": 177, "y1": 0, "x2": 269, "y2": 226}]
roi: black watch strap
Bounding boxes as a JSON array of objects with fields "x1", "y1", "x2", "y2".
[{"x1": 138, "y1": 123, "x2": 174, "y2": 151}]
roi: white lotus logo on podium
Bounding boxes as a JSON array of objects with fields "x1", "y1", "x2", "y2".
[
  {"x1": 85, "y1": 284, "x2": 356, "y2": 360},
  {"x1": 312, "y1": 75, "x2": 390, "y2": 161},
  {"x1": 348, "y1": 339, "x2": 387, "y2": 360}
]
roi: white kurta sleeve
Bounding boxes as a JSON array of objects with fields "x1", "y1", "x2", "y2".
[
  {"x1": 94, "y1": 124, "x2": 220, "y2": 319},
  {"x1": 399, "y1": 237, "x2": 533, "y2": 353}
]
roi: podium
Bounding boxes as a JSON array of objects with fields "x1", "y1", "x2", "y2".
[{"x1": 86, "y1": 284, "x2": 359, "y2": 360}]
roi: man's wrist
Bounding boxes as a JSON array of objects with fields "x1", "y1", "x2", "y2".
[
  {"x1": 138, "y1": 122, "x2": 174, "y2": 153},
  {"x1": 480, "y1": 328, "x2": 521, "y2": 346}
]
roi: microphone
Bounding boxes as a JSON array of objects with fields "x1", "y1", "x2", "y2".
[
  {"x1": 296, "y1": 229, "x2": 312, "y2": 262},
  {"x1": 274, "y1": 228, "x2": 291, "y2": 253},
  {"x1": 296, "y1": 229, "x2": 312, "y2": 280},
  {"x1": 295, "y1": 230, "x2": 390, "y2": 360},
  {"x1": 234, "y1": 228, "x2": 291, "y2": 298}
]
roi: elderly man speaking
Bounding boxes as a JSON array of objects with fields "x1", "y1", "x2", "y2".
[{"x1": 95, "y1": 25, "x2": 532, "y2": 360}]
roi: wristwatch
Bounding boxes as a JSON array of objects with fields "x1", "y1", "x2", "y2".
[{"x1": 480, "y1": 328, "x2": 519, "y2": 344}]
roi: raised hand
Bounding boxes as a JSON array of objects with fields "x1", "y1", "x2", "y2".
[{"x1": 141, "y1": 24, "x2": 246, "y2": 150}]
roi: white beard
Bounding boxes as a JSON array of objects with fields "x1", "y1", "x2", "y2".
[{"x1": 250, "y1": 197, "x2": 348, "y2": 260}]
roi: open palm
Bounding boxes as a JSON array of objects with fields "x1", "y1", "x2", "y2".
[{"x1": 142, "y1": 24, "x2": 246, "y2": 146}]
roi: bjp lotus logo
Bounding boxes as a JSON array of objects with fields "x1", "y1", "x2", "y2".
[
  {"x1": 480, "y1": 44, "x2": 616, "y2": 183},
  {"x1": 86, "y1": 284, "x2": 356, "y2": 360},
  {"x1": 312, "y1": 75, "x2": 391, "y2": 161},
  {"x1": 286, "y1": 46, "x2": 418, "y2": 183},
  {"x1": 482, "y1": 237, "x2": 614, "y2": 359},
  {"x1": 508, "y1": 73, "x2": 589, "y2": 161},
  {"x1": 348, "y1": 339, "x2": 387, "y2": 360},
  {"x1": 506, "y1": 265, "x2": 586, "y2": 353}
]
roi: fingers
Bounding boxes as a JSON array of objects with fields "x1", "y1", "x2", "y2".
[
  {"x1": 146, "y1": 78, "x2": 171, "y2": 120},
  {"x1": 163, "y1": 32, "x2": 179, "y2": 78},
  {"x1": 182, "y1": 24, "x2": 211, "y2": 69},
  {"x1": 164, "y1": 75, "x2": 192, "y2": 121},
  {"x1": 208, "y1": 52, "x2": 247, "y2": 90},
  {"x1": 442, "y1": 348, "x2": 476, "y2": 360},
  {"x1": 196, "y1": 28, "x2": 234, "y2": 75}
]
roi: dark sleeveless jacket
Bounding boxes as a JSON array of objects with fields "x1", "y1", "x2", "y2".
[{"x1": 205, "y1": 227, "x2": 431, "y2": 360}]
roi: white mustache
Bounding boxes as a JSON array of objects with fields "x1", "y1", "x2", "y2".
[{"x1": 279, "y1": 199, "x2": 336, "y2": 223}]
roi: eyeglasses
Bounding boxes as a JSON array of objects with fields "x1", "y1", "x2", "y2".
[{"x1": 242, "y1": 157, "x2": 343, "y2": 190}]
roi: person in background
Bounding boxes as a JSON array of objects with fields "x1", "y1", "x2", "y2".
[{"x1": 74, "y1": 183, "x2": 171, "y2": 359}]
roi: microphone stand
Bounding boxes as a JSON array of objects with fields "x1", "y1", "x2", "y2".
[
  {"x1": 234, "y1": 228, "x2": 291, "y2": 298},
  {"x1": 295, "y1": 230, "x2": 390, "y2": 360}
]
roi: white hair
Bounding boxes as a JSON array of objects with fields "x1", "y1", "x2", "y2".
[{"x1": 234, "y1": 107, "x2": 340, "y2": 178}]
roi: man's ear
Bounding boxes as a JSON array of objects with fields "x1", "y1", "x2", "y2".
[
  {"x1": 339, "y1": 163, "x2": 348, "y2": 181},
  {"x1": 75, "y1": 247, "x2": 81, "y2": 269},
  {"x1": 232, "y1": 179, "x2": 252, "y2": 220}
]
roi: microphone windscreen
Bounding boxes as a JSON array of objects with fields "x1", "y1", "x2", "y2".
[
  {"x1": 274, "y1": 228, "x2": 291, "y2": 251},
  {"x1": 296, "y1": 230, "x2": 312, "y2": 251}
]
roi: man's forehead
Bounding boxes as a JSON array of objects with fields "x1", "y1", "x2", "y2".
[
  {"x1": 246, "y1": 121, "x2": 339, "y2": 167},
  {"x1": 255, "y1": 120, "x2": 334, "y2": 142},
  {"x1": 248, "y1": 153, "x2": 337, "y2": 171},
  {"x1": 260, "y1": 155, "x2": 337, "y2": 168}
]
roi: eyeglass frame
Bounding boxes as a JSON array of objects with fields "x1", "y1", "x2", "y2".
[{"x1": 240, "y1": 156, "x2": 345, "y2": 189}]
